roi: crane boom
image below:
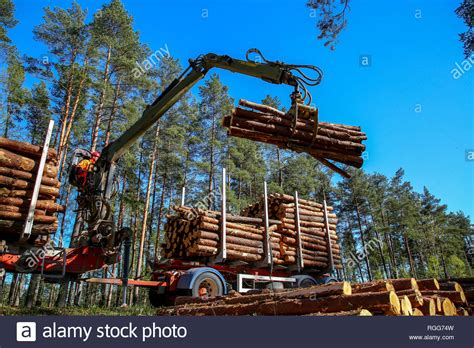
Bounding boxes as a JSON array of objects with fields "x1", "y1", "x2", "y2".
[
  {"x1": 76, "y1": 48, "x2": 322, "y2": 252},
  {"x1": 99, "y1": 52, "x2": 298, "y2": 164}
]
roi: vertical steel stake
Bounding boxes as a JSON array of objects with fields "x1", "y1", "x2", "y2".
[
  {"x1": 294, "y1": 191, "x2": 304, "y2": 270},
  {"x1": 323, "y1": 199, "x2": 334, "y2": 273},
  {"x1": 21, "y1": 120, "x2": 54, "y2": 242},
  {"x1": 121, "y1": 237, "x2": 131, "y2": 306},
  {"x1": 262, "y1": 181, "x2": 271, "y2": 265},
  {"x1": 181, "y1": 186, "x2": 186, "y2": 206}
]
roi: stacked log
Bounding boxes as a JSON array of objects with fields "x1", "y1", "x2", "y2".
[
  {"x1": 157, "y1": 277, "x2": 473, "y2": 316},
  {"x1": 162, "y1": 193, "x2": 341, "y2": 270},
  {"x1": 443, "y1": 278, "x2": 474, "y2": 313},
  {"x1": 222, "y1": 99, "x2": 367, "y2": 178},
  {"x1": 0, "y1": 137, "x2": 61, "y2": 243},
  {"x1": 162, "y1": 206, "x2": 269, "y2": 263},
  {"x1": 241, "y1": 193, "x2": 342, "y2": 269}
]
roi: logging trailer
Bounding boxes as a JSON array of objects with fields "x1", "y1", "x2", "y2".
[{"x1": 0, "y1": 49, "x2": 337, "y2": 306}]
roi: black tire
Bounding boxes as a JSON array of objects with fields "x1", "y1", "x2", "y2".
[
  {"x1": 316, "y1": 276, "x2": 337, "y2": 285},
  {"x1": 293, "y1": 275, "x2": 318, "y2": 288},
  {"x1": 191, "y1": 272, "x2": 224, "y2": 298},
  {"x1": 149, "y1": 288, "x2": 170, "y2": 308}
]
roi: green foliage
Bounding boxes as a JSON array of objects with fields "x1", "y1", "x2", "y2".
[
  {"x1": 306, "y1": 0, "x2": 349, "y2": 50},
  {"x1": 426, "y1": 255, "x2": 442, "y2": 278},
  {"x1": 1, "y1": 0, "x2": 471, "y2": 311},
  {"x1": 24, "y1": 81, "x2": 51, "y2": 144},
  {"x1": 1, "y1": 49, "x2": 27, "y2": 138},
  {"x1": 446, "y1": 255, "x2": 467, "y2": 277},
  {"x1": 0, "y1": 0, "x2": 17, "y2": 56},
  {"x1": 455, "y1": 0, "x2": 473, "y2": 58}
]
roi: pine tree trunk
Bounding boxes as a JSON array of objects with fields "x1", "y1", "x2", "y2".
[
  {"x1": 135, "y1": 126, "x2": 160, "y2": 300},
  {"x1": 404, "y1": 233, "x2": 416, "y2": 277},
  {"x1": 380, "y1": 207, "x2": 398, "y2": 278},
  {"x1": 3, "y1": 100, "x2": 11, "y2": 138},
  {"x1": 55, "y1": 280, "x2": 68, "y2": 308},
  {"x1": 106, "y1": 264, "x2": 116, "y2": 307},
  {"x1": 24, "y1": 274, "x2": 41, "y2": 308},
  {"x1": 354, "y1": 200, "x2": 373, "y2": 281},
  {"x1": 10, "y1": 273, "x2": 24, "y2": 306},
  {"x1": 153, "y1": 174, "x2": 167, "y2": 261},
  {"x1": 57, "y1": 51, "x2": 78, "y2": 158},
  {"x1": 0, "y1": 273, "x2": 6, "y2": 302},
  {"x1": 368, "y1": 208, "x2": 390, "y2": 279},
  {"x1": 104, "y1": 77, "x2": 122, "y2": 146},
  {"x1": 67, "y1": 280, "x2": 75, "y2": 306},
  {"x1": 8, "y1": 273, "x2": 18, "y2": 305},
  {"x1": 100, "y1": 267, "x2": 107, "y2": 307},
  {"x1": 129, "y1": 146, "x2": 144, "y2": 304},
  {"x1": 48, "y1": 284, "x2": 55, "y2": 307},
  {"x1": 56, "y1": 185, "x2": 72, "y2": 247},
  {"x1": 90, "y1": 46, "x2": 112, "y2": 152},
  {"x1": 36, "y1": 278, "x2": 44, "y2": 306}
]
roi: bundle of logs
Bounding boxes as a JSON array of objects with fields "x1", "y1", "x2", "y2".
[
  {"x1": 162, "y1": 206, "x2": 279, "y2": 263},
  {"x1": 241, "y1": 193, "x2": 342, "y2": 269},
  {"x1": 162, "y1": 193, "x2": 340, "y2": 270},
  {"x1": 157, "y1": 277, "x2": 473, "y2": 316},
  {"x1": 0, "y1": 137, "x2": 63, "y2": 244},
  {"x1": 222, "y1": 99, "x2": 367, "y2": 178}
]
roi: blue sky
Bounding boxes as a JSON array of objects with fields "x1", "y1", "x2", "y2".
[{"x1": 9, "y1": 0, "x2": 474, "y2": 218}]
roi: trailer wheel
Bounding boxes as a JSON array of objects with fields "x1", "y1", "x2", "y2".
[
  {"x1": 293, "y1": 275, "x2": 318, "y2": 288},
  {"x1": 191, "y1": 272, "x2": 224, "y2": 298}
]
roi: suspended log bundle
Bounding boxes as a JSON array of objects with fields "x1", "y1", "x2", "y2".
[
  {"x1": 241, "y1": 193, "x2": 342, "y2": 269},
  {"x1": 0, "y1": 137, "x2": 61, "y2": 244},
  {"x1": 222, "y1": 99, "x2": 367, "y2": 178},
  {"x1": 157, "y1": 277, "x2": 473, "y2": 316}
]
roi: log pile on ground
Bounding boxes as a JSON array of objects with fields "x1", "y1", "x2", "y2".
[
  {"x1": 222, "y1": 99, "x2": 367, "y2": 178},
  {"x1": 0, "y1": 137, "x2": 62, "y2": 244},
  {"x1": 162, "y1": 194, "x2": 340, "y2": 269},
  {"x1": 438, "y1": 278, "x2": 474, "y2": 314},
  {"x1": 241, "y1": 193, "x2": 342, "y2": 269},
  {"x1": 157, "y1": 278, "x2": 473, "y2": 316}
]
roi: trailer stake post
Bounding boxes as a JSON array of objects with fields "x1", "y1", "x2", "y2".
[
  {"x1": 294, "y1": 191, "x2": 304, "y2": 271},
  {"x1": 20, "y1": 120, "x2": 54, "y2": 242},
  {"x1": 323, "y1": 199, "x2": 334, "y2": 274},
  {"x1": 121, "y1": 236, "x2": 131, "y2": 306},
  {"x1": 213, "y1": 168, "x2": 227, "y2": 263},
  {"x1": 255, "y1": 181, "x2": 271, "y2": 267},
  {"x1": 181, "y1": 186, "x2": 186, "y2": 206}
]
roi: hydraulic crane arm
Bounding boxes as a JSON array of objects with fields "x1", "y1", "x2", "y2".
[
  {"x1": 99, "y1": 49, "x2": 317, "y2": 164},
  {"x1": 80, "y1": 49, "x2": 322, "y2": 251}
]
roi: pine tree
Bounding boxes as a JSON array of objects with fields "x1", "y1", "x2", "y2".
[
  {"x1": 261, "y1": 95, "x2": 285, "y2": 189},
  {"x1": 0, "y1": 0, "x2": 18, "y2": 57},
  {"x1": 1, "y1": 49, "x2": 27, "y2": 138},
  {"x1": 24, "y1": 81, "x2": 51, "y2": 144},
  {"x1": 32, "y1": 1, "x2": 92, "y2": 160},
  {"x1": 197, "y1": 73, "x2": 233, "y2": 208},
  {"x1": 89, "y1": 0, "x2": 151, "y2": 152}
]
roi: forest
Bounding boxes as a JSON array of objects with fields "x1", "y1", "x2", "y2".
[{"x1": 0, "y1": 0, "x2": 472, "y2": 311}]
